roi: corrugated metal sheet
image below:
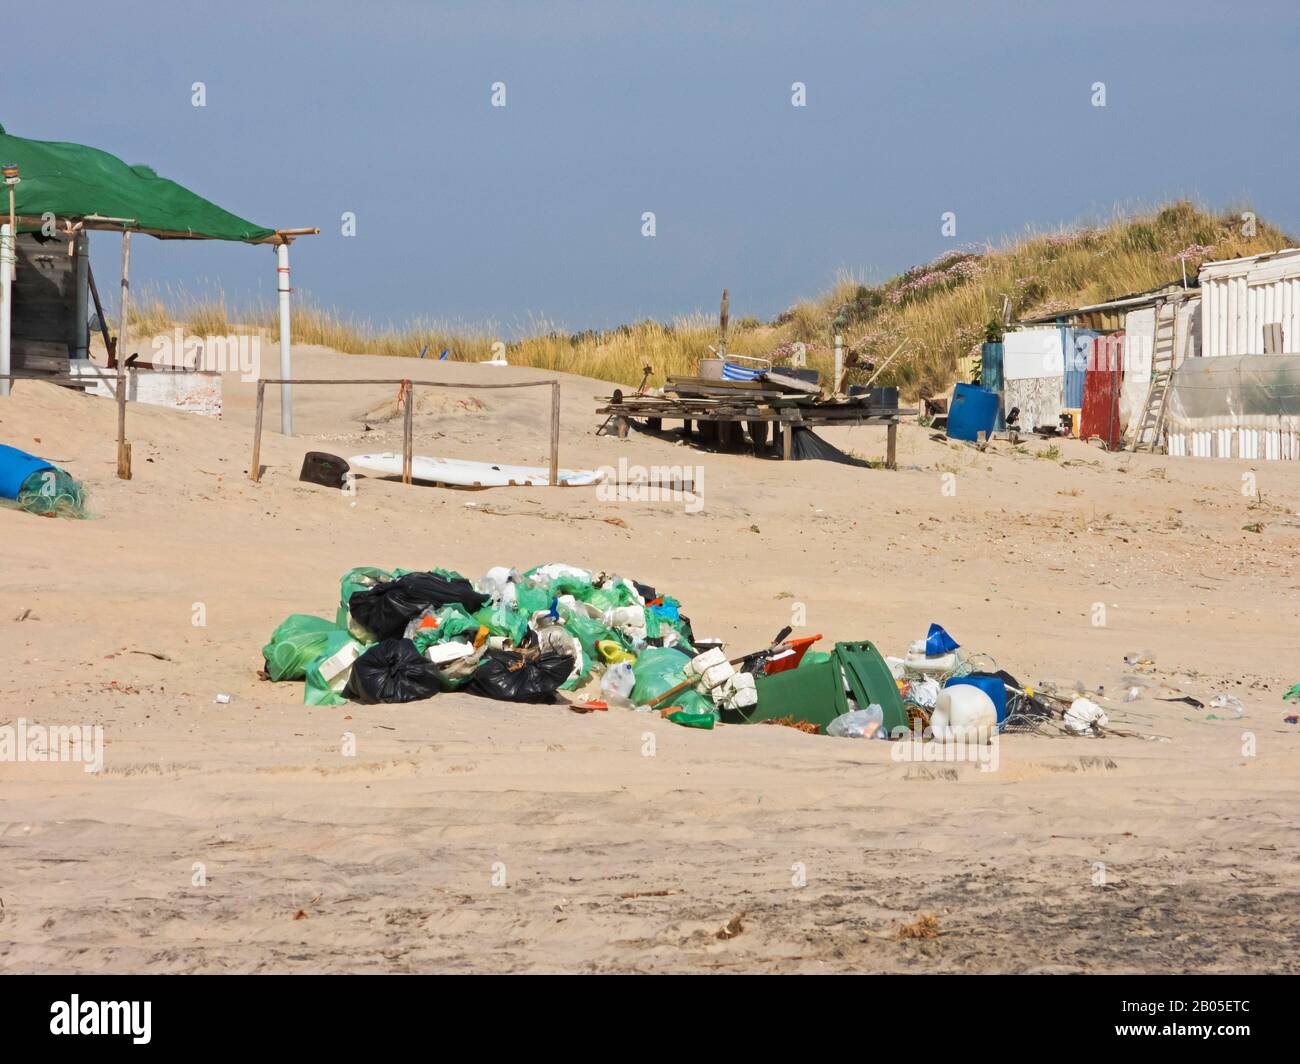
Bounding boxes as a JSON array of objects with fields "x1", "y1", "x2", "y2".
[
  {"x1": 1061, "y1": 327, "x2": 1099, "y2": 408},
  {"x1": 980, "y1": 341, "x2": 1005, "y2": 431},
  {"x1": 1200, "y1": 248, "x2": 1300, "y2": 357},
  {"x1": 1080, "y1": 335, "x2": 1123, "y2": 449}
]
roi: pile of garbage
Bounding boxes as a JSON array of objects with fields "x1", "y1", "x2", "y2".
[
  {"x1": 261, "y1": 567, "x2": 1108, "y2": 741},
  {"x1": 262, "y1": 562, "x2": 748, "y2": 728}
]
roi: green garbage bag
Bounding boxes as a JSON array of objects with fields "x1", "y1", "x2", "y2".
[
  {"x1": 606, "y1": 579, "x2": 642, "y2": 607},
  {"x1": 630, "y1": 646, "x2": 713, "y2": 713},
  {"x1": 559, "y1": 643, "x2": 592, "y2": 691},
  {"x1": 799, "y1": 650, "x2": 833, "y2": 668},
  {"x1": 262, "y1": 615, "x2": 345, "y2": 681},
  {"x1": 340, "y1": 567, "x2": 392, "y2": 608},
  {"x1": 580, "y1": 587, "x2": 620, "y2": 611},
  {"x1": 472, "y1": 603, "x2": 530, "y2": 646},
  {"x1": 562, "y1": 611, "x2": 624, "y2": 663},
  {"x1": 515, "y1": 584, "x2": 553, "y2": 616},
  {"x1": 303, "y1": 634, "x2": 365, "y2": 706},
  {"x1": 409, "y1": 604, "x2": 482, "y2": 653}
]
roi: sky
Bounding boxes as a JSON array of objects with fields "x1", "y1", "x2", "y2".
[{"x1": 6, "y1": 0, "x2": 1299, "y2": 336}]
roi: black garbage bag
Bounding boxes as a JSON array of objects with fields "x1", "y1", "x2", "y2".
[
  {"x1": 348, "y1": 571, "x2": 489, "y2": 641},
  {"x1": 787, "y1": 426, "x2": 871, "y2": 466},
  {"x1": 467, "y1": 647, "x2": 574, "y2": 704},
  {"x1": 344, "y1": 638, "x2": 443, "y2": 704}
]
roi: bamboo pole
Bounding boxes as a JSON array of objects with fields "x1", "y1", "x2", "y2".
[
  {"x1": 250, "y1": 381, "x2": 265, "y2": 482},
  {"x1": 549, "y1": 381, "x2": 561, "y2": 485},
  {"x1": 116, "y1": 230, "x2": 132, "y2": 480},
  {"x1": 402, "y1": 380, "x2": 414, "y2": 484}
]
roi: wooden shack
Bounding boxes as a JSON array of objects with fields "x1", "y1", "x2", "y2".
[{"x1": 9, "y1": 231, "x2": 89, "y2": 374}]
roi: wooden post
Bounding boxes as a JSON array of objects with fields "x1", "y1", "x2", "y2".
[
  {"x1": 782, "y1": 421, "x2": 793, "y2": 461},
  {"x1": 402, "y1": 380, "x2": 414, "y2": 484},
  {"x1": 115, "y1": 230, "x2": 132, "y2": 480},
  {"x1": 719, "y1": 288, "x2": 729, "y2": 359},
  {"x1": 886, "y1": 420, "x2": 898, "y2": 470},
  {"x1": 250, "y1": 381, "x2": 265, "y2": 481},
  {"x1": 86, "y1": 262, "x2": 115, "y2": 358},
  {"x1": 549, "y1": 381, "x2": 561, "y2": 486}
]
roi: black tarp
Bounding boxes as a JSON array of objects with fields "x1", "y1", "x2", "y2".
[{"x1": 786, "y1": 427, "x2": 871, "y2": 466}]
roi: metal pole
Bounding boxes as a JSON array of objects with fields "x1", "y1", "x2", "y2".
[
  {"x1": 277, "y1": 241, "x2": 293, "y2": 436},
  {"x1": 72, "y1": 231, "x2": 89, "y2": 359},
  {"x1": 402, "y1": 380, "x2": 413, "y2": 484},
  {"x1": 549, "y1": 381, "x2": 560, "y2": 485},
  {"x1": 116, "y1": 230, "x2": 132, "y2": 480},
  {"x1": 0, "y1": 223, "x2": 12, "y2": 398}
]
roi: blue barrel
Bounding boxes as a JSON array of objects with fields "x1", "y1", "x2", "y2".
[
  {"x1": 945, "y1": 673, "x2": 1008, "y2": 724},
  {"x1": 947, "y1": 383, "x2": 1000, "y2": 442},
  {"x1": 0, "y1": 444, "x2": 53, "y2": 500}
]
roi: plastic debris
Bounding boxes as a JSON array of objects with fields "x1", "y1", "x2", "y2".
[
  {"x1": 1063, "y1": 697, "x2": 1108, "y2": 735},
  {"x1": 827, "y1": 705, "x2": 885, "y2": 738}
]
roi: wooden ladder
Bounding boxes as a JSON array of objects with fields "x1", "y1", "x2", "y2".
[{"x1": 1133, "y1": 299, "x2": 1177, "y2": 452}]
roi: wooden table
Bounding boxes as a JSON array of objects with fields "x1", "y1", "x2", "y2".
[{"x1": 597, "y1": 383, "x2": 913, "y2": 468}]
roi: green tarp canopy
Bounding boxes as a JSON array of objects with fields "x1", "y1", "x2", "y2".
[{"x1": 0, "y1": 122, "x2": 276, "y2": 243}]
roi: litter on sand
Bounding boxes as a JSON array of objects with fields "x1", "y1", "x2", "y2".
[{"x1": 261, "y1": 569, "x2": 1170, "y2": 742}]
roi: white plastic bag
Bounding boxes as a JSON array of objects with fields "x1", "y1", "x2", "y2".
[{"x1": 827, "y1": 704, "x2": 885, "y2": 738}]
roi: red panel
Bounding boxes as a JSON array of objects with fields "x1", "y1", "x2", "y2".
[{"x1": 1080, "y1": 334, "x2": 1124, "y2": 449}]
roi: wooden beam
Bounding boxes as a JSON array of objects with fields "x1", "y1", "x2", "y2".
[
  {"x1": 85, "y1": 260, "x2": 115, "y2": 360},
  {"x1": 250, "y1": 381, "x2": 265, "y2": 482},
  {"x1": 886, "y1": 421, "x2": 898, "y2": 470}
]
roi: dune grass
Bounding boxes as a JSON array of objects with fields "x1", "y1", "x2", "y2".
[{"x1": 127, "y1": 201, "x2": 1294, "y2": 398}]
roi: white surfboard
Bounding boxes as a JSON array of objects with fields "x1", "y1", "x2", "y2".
[{"x1": 348, "y1": 452, "x2": 607, "y2": 488}]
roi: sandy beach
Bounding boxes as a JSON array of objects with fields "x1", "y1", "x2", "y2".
[{"x1": 1, "y1": 347, "x2": 1297, "y2": 973}]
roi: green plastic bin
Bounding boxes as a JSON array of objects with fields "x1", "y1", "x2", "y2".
[{"x1": 734, "y1": 640, "x2": 907, "y2": 735}]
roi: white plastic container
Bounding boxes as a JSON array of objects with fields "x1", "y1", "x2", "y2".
[
  {"x1": 317, "y1": 641, "x2": 363, "y2": 694},
  {"x1": 930, "y1": 684, "x2": 997, "y2": 742},
  {"x1": 425, "y1": 641, "x2": 475, "y2": 666},
  {"x1": 903, "y1": 639, "x2": 961, "y2": 678},
  {"x1": 700, "y1": 661, "x2": 736, "y2": 690}
]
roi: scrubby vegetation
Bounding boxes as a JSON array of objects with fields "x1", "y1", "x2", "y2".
[{"x1": 130, "y1": 202, "x2": 1293, "y2": 398}]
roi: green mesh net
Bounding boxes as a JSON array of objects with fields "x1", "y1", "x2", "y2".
[{"x1": 5, "y1": 468, "x2": 91, "y2": 519}]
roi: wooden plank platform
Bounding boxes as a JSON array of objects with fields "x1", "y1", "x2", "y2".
[{"x1": 596, "y1": 391, "x2": 915, "y2": 469}]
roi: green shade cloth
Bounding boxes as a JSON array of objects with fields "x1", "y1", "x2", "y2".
[{"x1": 0, "y1": 122, "x2": 275, "y2": 242}]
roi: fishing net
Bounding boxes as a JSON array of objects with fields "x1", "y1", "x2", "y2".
[{"x1": 4, "y1": 467, "x2": 91, "y2": 519}]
